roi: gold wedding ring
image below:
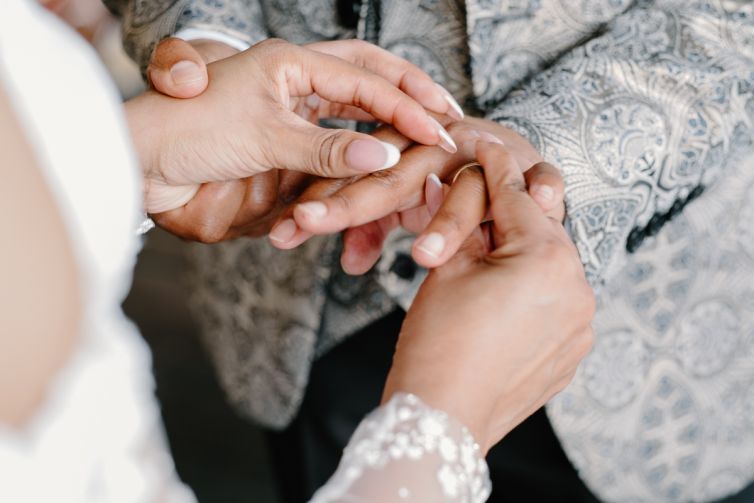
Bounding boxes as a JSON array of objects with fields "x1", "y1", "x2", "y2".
[{"x1": 451, "y1": 161, "x2": 484, "y2": 185}]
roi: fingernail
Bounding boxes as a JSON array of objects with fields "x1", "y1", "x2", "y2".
[
  {"x1": 296, "y1": 201, "x2": 328, "y2": 220},
  {"x1": 430, "y1": 117, "x2": 458, "y2": 154},
  {"x1": 436, "y1": 84, "x2": 464, "y2": 121},
  {"x1": 531, "y1": 185, "x2": 555, "y2": 205},
  {"x1": 478, "y1": 131, "x2": 505, "y2": 146},
  {"x1": 425, "y1": 173, "x2": 443, "y2": 217},
  {"x1": 170, "y1": 60, "x2": 204, "y2": 85},
  {"x1": 415, "y1": 232, "x2": 446, "y2": 259},
  {"x1": 269, "y1": 219, "x2": 297, "y2": 243},
  {"x1": 346, "y1": 140, "x2": 401, "y2": 172}
]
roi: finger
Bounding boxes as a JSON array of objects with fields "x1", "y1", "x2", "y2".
[
  {"x1": 295, "y1": 94, "x2": 378, "y2": 123},
  {"x1": 524, "y1": 161, "x2": 566, "y2": 222},
  {"x1": 476, "y1": 142, "x2": 551, "y2": 249},
  {"x1": 291, "y1": 143, "x2": 449, "y2": 232},
  {"x1": 270, "y1": 117, "x2": 405, "y2": 178},
  {"x1": 228, "y1": 172, "x2": 280, "y2": 228},
  {"x1": 292, "y1": 127, "x2": 480, "y2": 233},
  {"x1": 268, "y1": 176, "x2": 353, "y2": 248},
  {"x1": 148, "y1": 37, "x2": 208, "y2": 99},
  {"x1": 152, "y1": 180, "x2": 245, "y2": 243},
  {"x1": 425, "y1": 173, "x2": 444, "y2": 217},
  {"x1": 340, "y1": 214, "x2": 400, "y2": 275},
  {"x1": 287, "y1": 44, "x2": 457, "y2": 153},
  {"x1": 307, "y1": 40, "x2": 464, "y2": 121},
  {"x1": 318, "y1": 99, "x2": 377, "y2": 122},
  {"x1": 369, "y1": 125, "x2": 415, "y2": 152},
  {"x1": 432, "y1": 224, "x2": 488, "y2": 275},
  {"x1": 398, "y1": 203, "x2": 435, "y2": 234},
  {"x1": 268, "y1": 217, "x2": 313, "y2": 250},
  {"x1": 412, "y1": 167, "x2": 487, "y2": 268}
]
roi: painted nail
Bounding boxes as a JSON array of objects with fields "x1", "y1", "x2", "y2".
[
  {"x1": 478, "y1": 131, "x2": 505, "y2": 146},
  {"x1": 425, "y1": 173, "x2": 444, "y2": 217},
  {"x1": 531, "y1": 185, "x2": 555, "y2": 206},
  {"x1": 296, "y1": 201, "x2": 328, "y2": 220},
  {"x1": 170, "y1": 60, "x2": 204, "y2": 85},
  {"x1": 436, "y1": 83, "x2": 464, "y2": 121},
  {"x1": 430, "y1": 117, "x2": 458, "y2": 154},
  {"x1": 269, "y1": 219, "x2": 297, "y2": 243},
  {"x1": 346, "y1": 140, "x2": 401, "y2": 172},
  {"x1": 415, "y1": 232, "x2": 446, "y2": 259}
]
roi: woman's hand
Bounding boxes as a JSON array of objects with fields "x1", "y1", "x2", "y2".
[
  {"x1": 126, "y1": 38, "x2": 461, "y2": 213},
  {"x1": 383, "y1": 141, "x2": 595, "y2": 454}
]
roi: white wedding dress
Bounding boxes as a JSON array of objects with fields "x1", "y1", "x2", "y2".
[{"x1": 0, "y1": 1, "x2": 490, "y2": 501}]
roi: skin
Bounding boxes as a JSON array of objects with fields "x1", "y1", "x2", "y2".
[
  {"x1": 277, "y1": 118, "x2": 565, "y2": 273},
  {"x1": 127, "y1": 37, "x2": 463, "y2": 213},
  {"x1": 2, "y1": 15, "x2": 595, "y2": 459},
  {"x1": 142, "y1": 39, "x2": 593, "y2": 453},
  {"x1": 147, "y1": 39, "x2": 566, "y2": 275},
  {"x1": 384, "y1": 142, "x2": 595, "y2": 452}
]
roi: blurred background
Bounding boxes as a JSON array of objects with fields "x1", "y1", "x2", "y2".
[{"x1": 60, "y1": 2, "x2": 280, "y2": 501}]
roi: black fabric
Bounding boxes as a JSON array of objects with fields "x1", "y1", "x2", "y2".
[{"x1": 267, "y1": 310, "x2": 754, "y2": 503}]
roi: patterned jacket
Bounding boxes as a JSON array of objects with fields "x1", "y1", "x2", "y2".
[{"x1": 105, "y1": 1, "x2": 754, "y2": 501}]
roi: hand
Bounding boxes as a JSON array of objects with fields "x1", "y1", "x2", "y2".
[
  {"x1": 151, "y1": 170, "x2": 312, "y2": 242},
  {"x1": 382, "y1": 141, "x2": 595, "y2": 454},
  {"x1": 126, "y1": 38, "x2": 463, "y2": 214},
  {"x1": 268, "y1": 117, "x2": 563, "y2": 272}
]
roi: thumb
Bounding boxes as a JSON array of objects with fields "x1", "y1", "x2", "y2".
[
  {"x1": 147, "y1": 38, "x2": 208, "y2": 99},
  {"x1": 272, "y1": 118, "x2": 402, "y2": 178}
]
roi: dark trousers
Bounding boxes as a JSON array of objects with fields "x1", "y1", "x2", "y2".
[{"x1": 267, "y1": 310, "x2": 754, "y2": 503}]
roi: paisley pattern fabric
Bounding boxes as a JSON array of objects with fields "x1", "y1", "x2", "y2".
[{"x1": 107, "y1": 0, "x2": 754, "y2": 501}]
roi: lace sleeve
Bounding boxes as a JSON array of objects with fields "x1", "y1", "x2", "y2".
[{"x1": 310, "y1": 394, "x2": 491, "y2": 503}]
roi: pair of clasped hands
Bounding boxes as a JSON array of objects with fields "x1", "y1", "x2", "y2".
[{"x1": 127, "y1": 37, "x2": 595, "y2": 451}]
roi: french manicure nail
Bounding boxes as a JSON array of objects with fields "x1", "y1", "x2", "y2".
[
  {"x1": 346, "y1": 139, "x2": 401, "y2": 172},
  {"x1": 478, "y1": 131, "x2": 505, "y2": 146},
  {"x1": 170, "y1": 60, "x2": 204, "y2": 85},
  {"x1": 415, "y1": 232, "x2": 446, "y2": 259},
  {"x1": 531, "y1": 185, "x2": 555, "y2": 205},
  {"x1": 430, "y1": 117, "x2": 458, "y2": 154},
  {"x1": 269, "y1": 219, "x2": 297, "y2": 243},
  {"x1": 436, "y1": 83, "x2": 464, "y2": 121},
  {"x1": 425, "y1": 174, "x2": 443, "y2": 217},
  {"x1": 296, "y1": 201, "x2": 328, "y2": 220}
]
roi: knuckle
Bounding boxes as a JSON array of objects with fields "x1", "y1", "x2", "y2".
[
  {"x1": 193, "y1": 221, "x2": 227, "y2": 244},
  {"x1": 257, "y1": 37, "x2": 287, "y2": 51},
  {"x1": 196, "y1": 226, "x2": 226, "y2": 243},
  {"x1": 502, "y1": 178, "x2": 527, "y2": 194},
  {"x1": 315, "y1": 131, "x2": 340, "y2": 177},
  {"x1": 328, "y1": 191, "x2": 354, "y2": 215},
  {"x1": 445, "y1": 121, "x2": 466, "y2": 137},
  {"x1": 368, "y1": 167, "x2": 405, "y2": 191},
  {"x1": 434, "y1": 206, "x2": 465, "y2": 236},
  {"x1": 348, "y1": 39, "x2": 371, "y2": 52},
  {"x1": 365, "y1": 170, "x2": 404, "y2": 207}
]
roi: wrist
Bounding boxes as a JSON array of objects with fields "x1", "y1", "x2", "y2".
[{"x1": 382, "y1": 370, "x2": 497, "y2": 454}]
